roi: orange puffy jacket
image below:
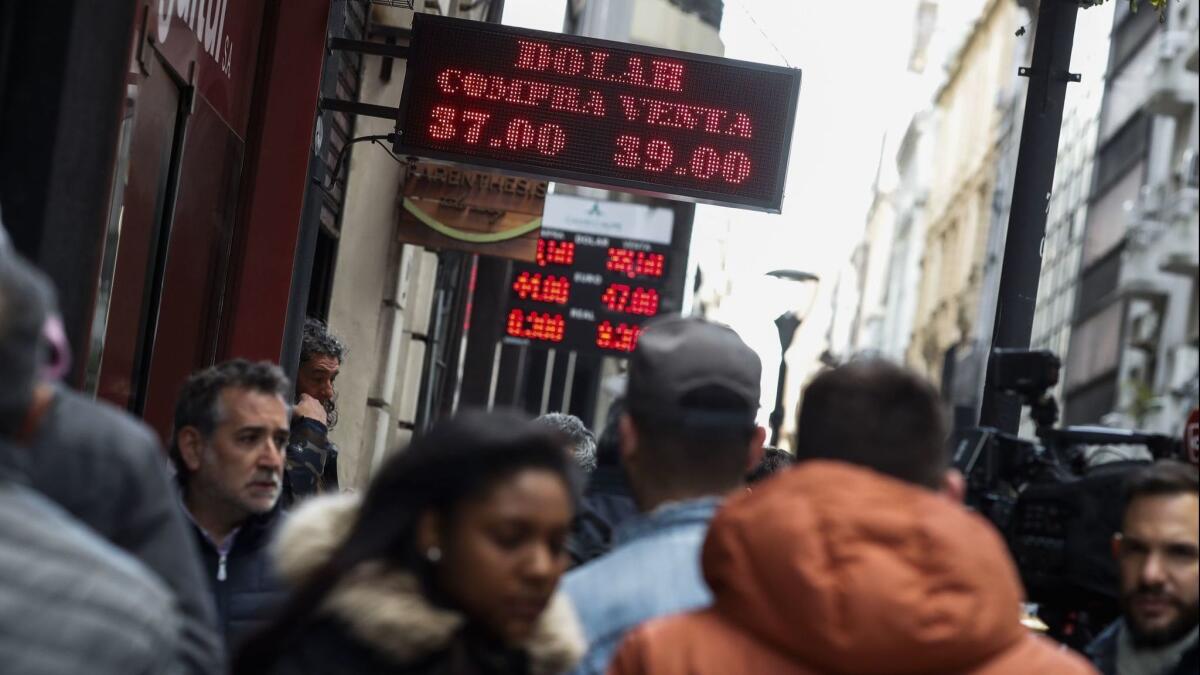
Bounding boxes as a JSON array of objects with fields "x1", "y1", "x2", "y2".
[{"x1": 609, "y1": 461, "x2": 1097, "y2": 675}]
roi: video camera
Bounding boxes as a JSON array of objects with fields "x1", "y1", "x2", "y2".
[{"x1": 954, "y1": 349, "x2": 1184, "y2": 650}]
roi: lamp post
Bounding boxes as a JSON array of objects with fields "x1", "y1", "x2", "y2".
[{"x1": 766, "y1": 269, "x2": 819, "y2": 446}]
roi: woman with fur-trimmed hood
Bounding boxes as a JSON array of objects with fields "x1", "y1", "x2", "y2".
[{"x1": 234, "y1": 411, "x2": 586, "y2": 675}]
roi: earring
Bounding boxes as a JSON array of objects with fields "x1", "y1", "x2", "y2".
[{"x1": 426, "y1": 546, "x2": 442, "y2": 563}]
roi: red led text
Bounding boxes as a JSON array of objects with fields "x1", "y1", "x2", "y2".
[
  {"x1": 606, "y1": 247, "x2": 666, "y2": 279},
  {"x1": 512, "y1": 272, "x2": 571, "y2": 304},
  {"x1": 428, "y1": 105, "x2": 566, "y2": 156},
  {"x1": 601, "y1": 284, "x2": 660, "y2": 316},
  {"x1": 613, "y1": 135, "x2": 751, "y2": 184},
  {"x1": 618, "y1": 96, "x2": 752, "y2": 139},
  {"x1": 536, "y1": 239, "x2": 576, "y2": 267},
  {"x1": 436, "y1": 69, "x2": 607, "y2": 117},
  {"x1": 595, "y1": 321, "x2": 642, "y2": 352},
  {"x1": 515, "y1": 40, "x2": 685, "y2": 93},
  {"x1": 507, "y1": 309, "x2": 565, "y2": 342}
]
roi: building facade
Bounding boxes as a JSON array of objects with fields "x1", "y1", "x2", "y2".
[
  {"x1": 1065, "y1": 0, "x2": 1199, "y2": 432},
  {"x1": 325, "y1": 1, "x2": 495, "y2": 489},
  {"x1": 908, "y1": 0, "x2": 1021, "y2": 387},
  {"x1": 1, "y1": 0, "x2": 340, "y2": 439},
  {"x1": 846, "y1": 159, "x2": 897, "y2": 357},
  {"x1": 879, "y1": 110, "x2": 936, "y2": 363}
]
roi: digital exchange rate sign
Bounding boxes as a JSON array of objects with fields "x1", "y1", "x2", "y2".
[
  {"x1": 502, "y1": 196, "x2": 677, "y2": 355},
  {"x1": 395, "y1": 14, "x2": 802, "y2": 213}
]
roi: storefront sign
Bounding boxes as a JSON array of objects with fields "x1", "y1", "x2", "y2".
[
  {"x1": 395, "y1": 14, "x2": 802, "y2": 213},
  {"x1": 151, "y1": 0, "x2": 265, "y2": 136},
  {"x1": 396, "y1": 161, "x2": 547, "y2": 261}
]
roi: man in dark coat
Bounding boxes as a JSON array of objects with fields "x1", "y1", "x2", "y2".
[
  {"x1": 284, "y1": 318, "x2": 345, "y2": 505},
  {"x1": 1086, "y1": 460, "x2": 1199, "y2": 675},
  {"x1": 0, "y1": 247, "x2": 223, "y2": 673},
  {"x1": 172, "y1": 359, "x2": 292, "y2": 650}
]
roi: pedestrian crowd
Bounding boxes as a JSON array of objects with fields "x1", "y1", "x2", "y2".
[{"x1": 0, "y1": 243, "x2": 1196, "y2": 675}]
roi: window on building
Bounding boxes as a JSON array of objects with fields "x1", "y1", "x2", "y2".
[
  {"x1": 1095, "y1": 112, "x2": 1149, "y2": 197},
  {"x1": 1100, "y1": 46, "x2": 1156, "y2": 141},
  {"x1": 1084, "y1": 160, "x2": 1144, "y2": 266},
  {"x1": 1066, "y1": 300, "x2": 1124, "y2": 392},
  {"x1": 1109, "y1": 0, "x2": 1159, "y2": 74},
  {"x1": 1077, "y1": 248, "x2": 1123, "y2": 321}
]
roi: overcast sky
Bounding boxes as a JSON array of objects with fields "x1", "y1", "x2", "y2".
[{"x1": 691, "y1": 0, "x2": 927, "y2": 396}]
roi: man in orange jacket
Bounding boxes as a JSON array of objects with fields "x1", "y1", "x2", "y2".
[{"x1": 609, "y1": 359, "x2": 1096, "y2": 675}]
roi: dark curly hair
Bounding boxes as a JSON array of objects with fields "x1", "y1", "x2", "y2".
[
  {"x1": 300, "y1": 318, "x2": 346, "y2": 428},
  {"x1": 170, "y1": 359, "x2": 291, "y2": 485},
  {"x1": 301, "y1": 317, "x2": 347, "y2": 365}
]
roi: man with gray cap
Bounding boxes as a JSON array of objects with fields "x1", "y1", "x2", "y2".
[{"x1": 562, "y1": 316, "x2": 766, "y2": 675}]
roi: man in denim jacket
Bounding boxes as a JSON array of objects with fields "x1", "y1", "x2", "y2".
[{"x1": 562, "y1": 316, "x2": 766, "y2": 675}]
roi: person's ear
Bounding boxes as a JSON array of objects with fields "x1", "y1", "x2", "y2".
[
  {"x1": 941, "y1": 468, "x2": 966, "y2": 502},
  {"x1": 745, "y1": 426, "x2": 767, "y2": 472},
  {"x1": 1112, "y1": 533, "x2": 1124, "y2": 560},
  {"x1": 176, "y1": 427, "x2": 207, "y2": 473}
]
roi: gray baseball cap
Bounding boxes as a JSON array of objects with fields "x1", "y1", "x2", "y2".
[{"x1": 626, "y1": 316, "x2": 761, "y2": 430}]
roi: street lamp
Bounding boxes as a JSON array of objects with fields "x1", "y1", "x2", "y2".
[{"x1": 766, "y1": 269, "x2": 819, "y2": 447}]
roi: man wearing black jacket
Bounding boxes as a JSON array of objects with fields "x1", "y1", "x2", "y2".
[{"x1": 172, "y1": 359, "x2": 291, "y2": 651}]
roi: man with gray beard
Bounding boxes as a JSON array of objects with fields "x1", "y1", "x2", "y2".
[{"x1": 171, "y1": 360, "x2": 291, "y2": 652}]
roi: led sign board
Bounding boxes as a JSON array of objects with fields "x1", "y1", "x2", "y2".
[
  {"x1": 395, "y1": 14, "x2": 802, "y2": 212},
  {"x1": 504, "y1": 229, "x2": 672, "y2": 354},
  {"x1": 501, "y1": 195, "x2": 679, "y2": 355}
]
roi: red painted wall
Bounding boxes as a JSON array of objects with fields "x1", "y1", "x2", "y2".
[
  {"x1": 94, "y1": 1, "x2": 331, "y2": 439},
  {"x1": 220, "y1": 1, "x2": 332, "y2": 363}
]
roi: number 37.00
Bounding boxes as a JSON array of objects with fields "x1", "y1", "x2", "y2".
[{"x1": 427, "y1": 105, "x2": 566, "y2": 157}]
